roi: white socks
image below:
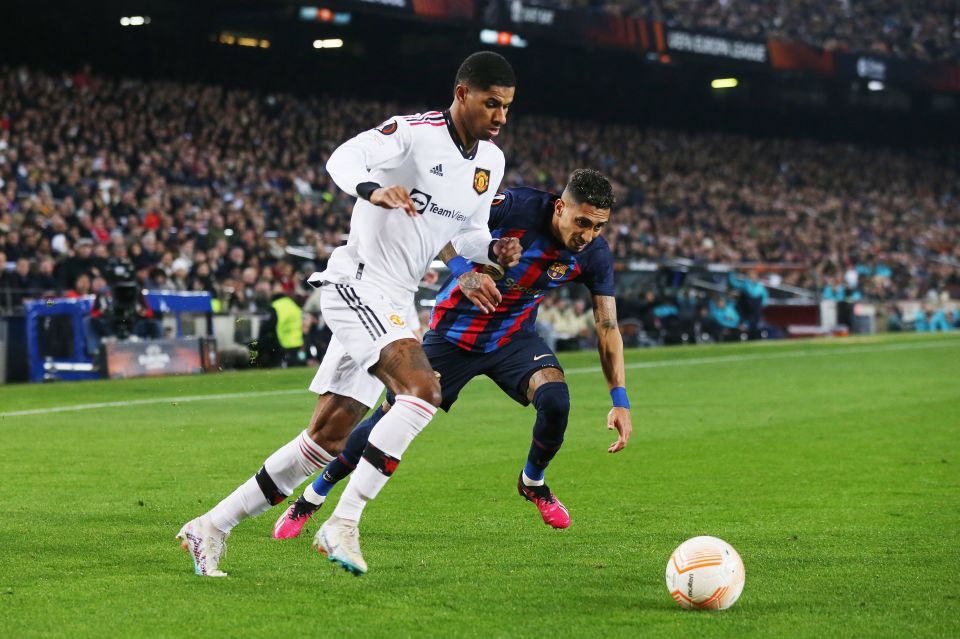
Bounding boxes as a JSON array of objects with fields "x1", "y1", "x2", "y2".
[
  {"x1": 208, "y1": 430, "x2": 334, "y2": 533},
  {"x1": 303, "y1": 483, "x2": 326, "y2": 506},
  {"x1": 522, "y1": 471, "x2": 545, "y2": 487},
  {"x1": 264, "y1": 430, "x2": 334, "y2": 495},
  {"x1": 207, "y1": 476, "x2": 272, "y2": 533},
  {"x1": 333, "y1": 395, "x2": 436, "y2": 522}
]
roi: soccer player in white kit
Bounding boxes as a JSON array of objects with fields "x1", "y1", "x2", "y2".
[{"x1": 176, "y1": 52, "x2": 521, "y2": 577}]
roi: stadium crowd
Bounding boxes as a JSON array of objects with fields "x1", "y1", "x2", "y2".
[
  {"x1": 535, "y1": 0, "x2": 960, "y2": 62},
  {"x1": 1, "y1": 66, "x2": 958, "y2": 334}
]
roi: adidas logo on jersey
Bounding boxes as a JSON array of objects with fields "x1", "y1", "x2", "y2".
[{"x1": 430, "y1": 164, "x2": 444, "y2": 177}]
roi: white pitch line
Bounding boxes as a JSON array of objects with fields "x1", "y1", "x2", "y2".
[
  {"x1": 1, "y1": 338, "x2": 957, "y2": 419},
  {"x1": 0, "y1": 389, "x2": 304, "y2": 418},
  {"x1": 564, "y1": 338, "x2": 960, "y2": 375}
]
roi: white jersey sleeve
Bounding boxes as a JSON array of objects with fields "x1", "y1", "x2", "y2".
[
  {"x1": 450, "y1": 149, "x2": 505, "y2": 264},
  {"x1": 326, "y1": 118, "x2": 414, "y2": 198}
]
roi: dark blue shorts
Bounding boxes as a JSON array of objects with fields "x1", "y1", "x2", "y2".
[{"x1": 421, "y1": 330, "x2": 563, "y2": 412}]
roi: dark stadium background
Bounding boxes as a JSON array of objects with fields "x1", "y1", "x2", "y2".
[{"x1": 2, "y1": 0, "x2": 957, "y2": 145}]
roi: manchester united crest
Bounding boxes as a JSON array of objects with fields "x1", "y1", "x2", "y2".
[
  {"x1": 547, "y1": 262, "x2": 569, "y2": 280},
  {"x1": 473, "y1": 168, "x2": 491, "y2": 195},
  {"x1": 388, "y1": 313, "x2": 406, "y2": 328}
]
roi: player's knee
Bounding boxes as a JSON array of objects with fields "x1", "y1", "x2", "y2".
[
  {"x1": 402, "y1": 374, "x2": 442, "y2": 408},
  {"x1": 533, "y1": 382, "x2": 570, "y2": 422}
]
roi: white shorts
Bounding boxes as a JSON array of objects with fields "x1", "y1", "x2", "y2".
[{"x1": 308, "y1": 281, "x2": 419, "y2": 407}]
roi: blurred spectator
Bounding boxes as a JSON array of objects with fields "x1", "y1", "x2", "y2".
[
  {"x1": 536, "y1": 296, "x2": 559, "y2": 351},
  {"x1": 255, "y1": 284, "x2": 306, "y2": 367},
  {"x1": 57, "y1": 239, "x2": 101, "y2": 291},
  {"x1": 0, "y1": 65, "x2": 956, "y2": 323},
  {"x1": 65, "y1": 272, "x2": 92, "y2": 298},
  {"x1": 302, "y1": 312, "x2": 331, "y2": 365},
  {"x1": 914, "y1": 305, "x2": 956, "y2": 332},
  {"x1": 706, "y1": 295, "x2": 743, "y2": 342},
  {"x1": 728, "y1": 270, "x2": 768, "y2": 332},
  {"x1": 148, "y1": 267, "x2": 176, "y2": 292},
  {"x1": 35, "y1": 257, "x2": 58, "y2": 293}
]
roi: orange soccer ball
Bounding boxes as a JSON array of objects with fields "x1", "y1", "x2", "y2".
[{"x1": 665, "y1": 536, "x2": 746, "y2": 610}]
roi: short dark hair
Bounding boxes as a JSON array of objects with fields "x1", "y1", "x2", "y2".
[
  {"x1": 564, "y1": 169, "x2": 615, "y2": 210},
  {"x1": 455, "y1": 51, "x2": 516, "y2": 92}
]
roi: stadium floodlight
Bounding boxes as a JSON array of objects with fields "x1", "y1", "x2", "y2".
[
  {"x1": 867, "y1": 80, "x2": 885, "y2": 92},
  {"x1": 120, "y1": 16, "x2": 150, "y2": 27},
  {"x1": 479, "y1": 29, "x2": 527, "y2": 48},
  {"x1": 313, "y1": 38, "x2": 344, "y2": 49},
  {"x1": 300, "y1": 6, "x2": 352, "y2": 24},
  {"x1": 711, "y1": 78, "x2": 739, "y2": 89}
]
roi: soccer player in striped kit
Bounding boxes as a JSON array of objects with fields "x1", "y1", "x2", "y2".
[
  {"x1": 176, "y1": 51, "x2": 521, "y2": 577},
  {"x1": 274, "y1": 169, "x2": 633, "y2": 549}
]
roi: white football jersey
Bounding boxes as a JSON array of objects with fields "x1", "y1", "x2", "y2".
[{"x1": 315, "y1": 110, "x2": 504, "y2": 302}]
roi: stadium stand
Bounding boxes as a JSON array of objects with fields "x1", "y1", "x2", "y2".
[
  {"x1": 536, "y1": 0, "x2": 960, "y2": 61},
  {"x1": 0, "y1": 66, "x2": 957, "y2": 324}
]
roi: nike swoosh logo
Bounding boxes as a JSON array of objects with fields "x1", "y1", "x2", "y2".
[{"x1": 533, "y1": 354, "x2": 551, "y2": 361}]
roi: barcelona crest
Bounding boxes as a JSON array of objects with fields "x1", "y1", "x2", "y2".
[
  {"x1": 473, "y1": 168, "x2": 491, "y2": 195},
  {"x1": 547, "y1": 262, "x2": 569, "y2": 280}
]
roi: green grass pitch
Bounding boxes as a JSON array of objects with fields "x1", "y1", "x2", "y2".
[{"x1": 1, "y1": 333, "x2": 958, "y2": 638}]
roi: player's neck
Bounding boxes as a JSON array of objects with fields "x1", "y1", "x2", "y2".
[{"x1": 447, "y1": 104, "x2": 478, "y2": 153}]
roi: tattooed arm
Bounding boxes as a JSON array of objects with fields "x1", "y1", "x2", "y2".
[{"x1": 436, "y1": 243, "x2": 501, "y2": 314}]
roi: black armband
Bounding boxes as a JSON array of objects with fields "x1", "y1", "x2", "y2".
[
  {"x1": 487, "y1": 239, "x2": 499, "y2": 263},
  {"x1": 356, "y1": 182, "x2": 381, "y2": 201}
]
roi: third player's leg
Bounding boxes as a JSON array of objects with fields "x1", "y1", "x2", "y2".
[
  {"x1": 514, "y1": 364, "x2": 572, "y2": 528},
  {"x1": 524, "y1": 366, "x2": 572, "y2": 479}
]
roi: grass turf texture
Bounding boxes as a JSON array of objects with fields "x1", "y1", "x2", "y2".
[{"x1": 1, "y1": 333, "x2": 958, "y2": 638}]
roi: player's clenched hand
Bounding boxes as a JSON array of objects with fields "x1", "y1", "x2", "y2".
[
  {"x1": 492, "y1": 237, "x2": 521, "y2": 268},
  {"x1": 459, "y1": 272, "x2": 501, "y2": 314},
  {"x1": 606, "y1": 407, "x2": 632, "y2": 453},
  {"x1": 370, "y1": 185, "x2": 417, "y2": 217}
]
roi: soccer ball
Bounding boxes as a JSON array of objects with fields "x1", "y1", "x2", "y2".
[{"x1": 665, "y1": 536, "x2": 745, "y2": 610}]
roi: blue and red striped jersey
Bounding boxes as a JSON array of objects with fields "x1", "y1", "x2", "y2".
[{"x1": 430, "y1": 187, "x2": 616, "y2": 352}]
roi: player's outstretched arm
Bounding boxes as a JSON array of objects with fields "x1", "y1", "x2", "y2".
[
  {"x1": 437, "y1": 243, "x2": 501, "y2": 313},
  {"x1": 592, "y1": 294, "x2": 633, "y2": 453}
]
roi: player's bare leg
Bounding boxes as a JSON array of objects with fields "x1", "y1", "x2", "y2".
[
  {"x1": 271, "y1": 393, "x2": 370, "y2": 539},
  {"x1": 314, "y1": 339, "x2": 441, "y2": 575},
  {"x1": 276, "y1": 332, "x2": 428, "y2": 540},
  {"x1": 516, "y1": 367, "x2": 572, "y2": 529},
  {"x1": 179, "y1": 392, "x2": 369, "y2": 575}
]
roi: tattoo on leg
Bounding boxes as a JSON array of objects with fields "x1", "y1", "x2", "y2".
[{"x1": 375, "y1": 340, "x2": 434, "y2": 388}]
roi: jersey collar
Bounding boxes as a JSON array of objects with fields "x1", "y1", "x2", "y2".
[{"x1": 443, "y1": 110, "x2": 478, "y2": 161}]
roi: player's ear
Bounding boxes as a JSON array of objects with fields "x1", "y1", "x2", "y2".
[
  {"x1": 554, "y1": 197, "x2": 564, "y2": 217},
  {"x1": 454, "y1": 84, "x2": 468, "y2": 104}
]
